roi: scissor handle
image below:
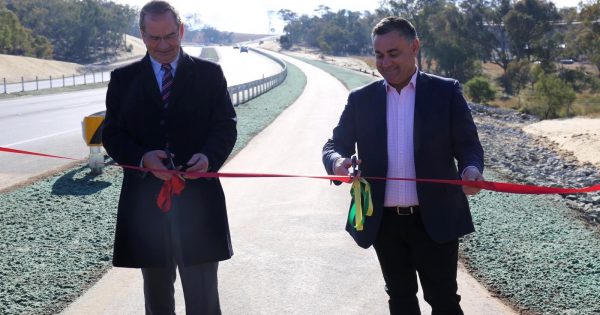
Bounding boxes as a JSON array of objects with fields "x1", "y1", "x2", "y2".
[
  {"x1": 351, "y1": 156, "x2": 359, "y2": 177},
  {"x1": 164, "y1": 147, "x2": 176, "y2": 170}
]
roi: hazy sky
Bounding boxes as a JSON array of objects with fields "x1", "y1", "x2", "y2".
[{"x1": 116, "y1": 0, "x2": 585, "y2": 34}]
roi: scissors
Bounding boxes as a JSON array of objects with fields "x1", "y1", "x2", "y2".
[
  {"x1": 164, "y1": 147, "x2": 185, "y2": 181},
  {"x1": 351, "y1": 156, "x2": 360, "y2": 178}
]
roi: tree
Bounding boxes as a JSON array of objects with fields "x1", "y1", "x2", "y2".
[
  {"x1": 530, "y1": 73, "x2": 576, "y2": 119},
  {"x1": 503, "y1": 0, "x2": 560, "y2": 62},
  {"x1": 0, "y1": 8, "x2": 52, "y2": 58},
  {"x1": 426, "y1": 4, "x2": 482, "y2": 82},
  {"x1": 574, "y1": 1, "x2": 600, "y2": 75},
  {"x1": 5, "y1": 0, "x2": 136, "y2": 62},
  {"x1": 461, "y1": 0, "x2": 514, "y2": 75},
  {"x1": 499, "y1": 59, "x2": 531, "y2": 95}
]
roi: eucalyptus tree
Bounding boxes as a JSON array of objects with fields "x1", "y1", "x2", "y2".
[{"x1": 503, "y1": 0, "x2": 560, "y2": 64}]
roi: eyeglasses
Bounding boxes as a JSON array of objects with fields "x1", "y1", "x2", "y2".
[{"x1": 143, "y1": 31, "x2": 180, "y2": 44}]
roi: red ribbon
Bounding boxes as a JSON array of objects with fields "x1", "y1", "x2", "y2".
[
  {"x1": 156, "y1": 175, "x2": 186, "y2": 212},
  {"x1": 2, "y1": 146, "x2": 600, "y2": 197},
  {"x1": 0, "y1": 147, "x2": 78, "y2": 160}
]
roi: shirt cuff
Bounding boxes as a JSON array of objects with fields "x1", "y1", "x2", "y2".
[{"x1": 461, "y1": 166, "x2": 479, "y2": 179}]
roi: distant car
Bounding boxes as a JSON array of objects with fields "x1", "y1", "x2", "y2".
[
  {"x1": 240, "y1": 46, "x2": 249, "y2": 53},
  {"x1": 559, "y1": 58, "x2": 574, "y2": 64},
  {"x1": 233, "y1": 45, "x2": 239, "y2": 49}
]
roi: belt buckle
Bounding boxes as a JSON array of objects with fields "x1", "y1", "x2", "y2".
[{"x1": 396, "y1": 206, "x2": 414, "y2": 215}]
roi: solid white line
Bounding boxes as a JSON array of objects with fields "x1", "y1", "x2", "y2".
[{"x1": 1, "y1": 128, "x2": 80, "y2": 147}]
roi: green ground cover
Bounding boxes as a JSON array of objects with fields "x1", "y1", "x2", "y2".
[{"x1": 292, "y1": 57, "x2": 377, "y2": 90}]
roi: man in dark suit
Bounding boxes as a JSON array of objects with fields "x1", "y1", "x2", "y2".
[
  {"x1": 102, "y1": 1, "x2": 236, "y2": 314},
  {"x1": 322, "y1": 17, "x2": 484, "y2": 314}
]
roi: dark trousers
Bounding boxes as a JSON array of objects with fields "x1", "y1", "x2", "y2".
[
  {"x1": 374, "y1": 210, "x2": 463, "y2": 315},
  {"x1": 141, "y1": 211, "x2": 221, "y2": 315},
  {"x1": 142, "y1": 261, "x2": 220, "y2": 315}
]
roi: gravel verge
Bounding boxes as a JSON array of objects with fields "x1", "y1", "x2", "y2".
[
  {"x1": 0, "y1": 61, "x2": 306, "y2": 315},
  {"x1": 463, "y1": 105, "x2": 600, "y2": 314}
]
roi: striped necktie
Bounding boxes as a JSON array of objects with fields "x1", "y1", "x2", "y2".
[{"x1": 161, "y1": 63, "x2": 173, "y2": 108}]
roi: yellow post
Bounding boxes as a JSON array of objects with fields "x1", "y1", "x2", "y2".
[{"x1": 82, "y1": 112, "x2": 105, "y2": 173}]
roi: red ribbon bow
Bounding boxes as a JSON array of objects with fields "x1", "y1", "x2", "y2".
[{"x1": 156, "y1": 176, "x2": 186, "y2": 212}]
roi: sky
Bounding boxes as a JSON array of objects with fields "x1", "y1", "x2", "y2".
[{"x1": 115, "y1": 0, "x2": 586, "y2": 34}]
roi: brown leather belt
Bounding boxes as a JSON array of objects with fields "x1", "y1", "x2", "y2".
[{"x1": 384, "y1": 206, "x2": 420, "y2": 215}]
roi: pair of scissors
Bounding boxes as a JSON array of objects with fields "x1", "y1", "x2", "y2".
[
  {"x1": 164, "y1": 147, "x2": 185, "y2": 181},
  {"x1": 351, "y1": 156, "x2": 360, "y2": 178}
]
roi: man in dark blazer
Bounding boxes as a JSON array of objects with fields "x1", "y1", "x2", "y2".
[
  {"x1": 102, "y1": 1, "x2": 236, "y2": 314},
  {"x1": 322, "y1": 17, "x2": 484, "y2": 314}
]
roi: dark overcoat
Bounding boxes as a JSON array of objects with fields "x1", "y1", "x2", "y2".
[
  {"x1": 103, "y1": 50, "x2": 237, "y2": 268},
  {"x1": 323, "y1": 71, "x2": 484, "y2": 248}
]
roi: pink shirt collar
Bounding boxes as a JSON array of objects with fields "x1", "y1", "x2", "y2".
[{"x1": 384, "y1": 67, "x2": 418, "y2": 93}]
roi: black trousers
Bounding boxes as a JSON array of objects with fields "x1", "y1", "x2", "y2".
[
  {"x1": 373, "y1": 210, "x2": 463, "y2": 315},
  {"x1": 141, "y1": 210, "x2": 221, "y2": 315}
]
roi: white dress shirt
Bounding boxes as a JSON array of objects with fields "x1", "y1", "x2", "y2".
[{"x1": 384, "y1": 70, "x2": 419, "y2": 207}]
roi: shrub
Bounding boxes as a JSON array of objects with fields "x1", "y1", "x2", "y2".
[
  {"x1": 464, "y1": 76, "x2": 496, "y2": 104},
  {"x1": 279, "y1": 35, "x2": 292, "y2": 50}
]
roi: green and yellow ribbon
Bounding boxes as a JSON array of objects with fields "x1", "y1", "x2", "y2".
[{"x1": 348, "y1": 177, "x2": 373, "y2": 231}]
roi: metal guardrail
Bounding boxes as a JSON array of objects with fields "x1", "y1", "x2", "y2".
[
  {"x1": 2, "y1": 48, "x2": 287, "y2": 100},
  {"x1": 227, "y1": 47, "x2": 287, "y2": 106},
  {"x1": 2, "y1": 71, "x2": 111, "y2": 94}
]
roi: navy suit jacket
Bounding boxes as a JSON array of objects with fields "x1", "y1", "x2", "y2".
[
  {"x1": 103, "y1": 51, "x2": 237, "y2": 267},
  {"x1": 322, "y1": 71, "x2": 484, "y2": 248}
]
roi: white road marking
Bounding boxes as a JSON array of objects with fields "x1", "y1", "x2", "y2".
[{"x1": 1, "y1": 128, "x2": 80, "y2": 147}]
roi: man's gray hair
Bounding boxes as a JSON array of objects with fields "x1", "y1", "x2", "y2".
[{"x1": 139, "y1": 0, "x2": 182, "y2": 31}]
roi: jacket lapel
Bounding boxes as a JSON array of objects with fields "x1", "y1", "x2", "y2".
[
  {"x1": 373, "y1": 81, "x2": 388, "y2": 176},
  {"x1": 139, "y1": 54, "x2": 163, "y2": 107},
  {"x1": 168, "y1": 49, "x2": 193, "y2": 109},
  {"x1": 413, "y1": 71, "x2": 428, "y2": 156}
]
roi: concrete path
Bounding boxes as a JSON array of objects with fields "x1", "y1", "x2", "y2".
[{"x1": 62, "y1": 52, "x2": 516, "y2": 314}]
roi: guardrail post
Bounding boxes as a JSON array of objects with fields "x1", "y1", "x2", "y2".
[
  {"x1": 84, "y1": 72, "x2": 87, "y2": 85},
  {"x1": 72, "y1": 74, "x2": 75, "y2": 86},
  {"x1": 50, "y1": 75, "x2": 52, "y2": 88},
  {"x1": 101, "y1": 71, "x2": 104, "y2": 82},
  {"x1": 21, "y1": 76, "x2": 24, "y2": 92},
  {"x1": 2, "y1": 78, "x2": 5, "y2": 94},
  {"x1": 93, "y1": 71, "x2": 96, "y2": 84},
  {"x1": 36, "y1": 76, "x2": 38, "y2": 90},
  {"x1": 62, "y1": 75, "x2": 65, "y2": 87}
]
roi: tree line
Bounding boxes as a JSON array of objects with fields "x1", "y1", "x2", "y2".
[
  {"x1": 0, "y1": 0, "x2": 137, "y2": 63},
  {"x1": 278, "y1": 0, "x2": 600, "y2": 118},
  {"x1": 0, "y1": 0, "x2": 243, "y2": 63}
]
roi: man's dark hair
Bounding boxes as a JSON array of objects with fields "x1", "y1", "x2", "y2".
[
  {"x1": 139, "y1": 0, "x2": 182, "y2": 32},
  {"x1": 372, "y1": 17, "x2": 418, "y2": 41}
]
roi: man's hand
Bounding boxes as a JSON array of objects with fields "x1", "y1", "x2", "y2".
[
  {"x1": 184, "y1": 153, "x2": 209, "y2": 179},
  {"x1": 462, "y1": 167, "x2": 484, "y2": 196},
  {"x1": 333, "y1": 157, "x2": 361, "y2": 176},
  {"x1": 143, "y1": 150, "x2": 172, "y2": 181}
]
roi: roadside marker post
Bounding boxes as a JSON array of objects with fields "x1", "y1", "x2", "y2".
[{"x1": 82, "y1": 112, "x2": 105, "y2": 173}]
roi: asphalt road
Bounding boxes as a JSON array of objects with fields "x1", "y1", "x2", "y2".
[
  {"x1": 61, "y1": 50, "x2": 514, "y2": 314},
  {"x1": 0, "y1": 46, "x2": 282, "y2": 191}
]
